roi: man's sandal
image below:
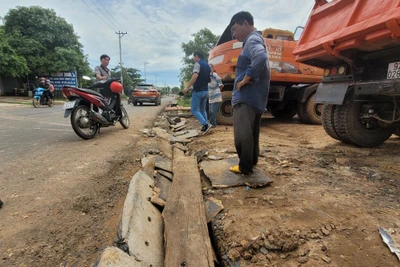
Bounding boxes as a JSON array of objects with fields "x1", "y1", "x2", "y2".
[{"x1": 229, "y1": 165, "x2": 241, "y2": 174}]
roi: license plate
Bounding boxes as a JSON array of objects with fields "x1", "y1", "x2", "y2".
[
  {"x1": 387, "y1": 62, "x2": 400, "y2": 79},
  {"x1": 63, "y1": 101, "x2": 76, "y2": 110},
  {"x1": 141, "y1": 91, "x2": 147, "y2": 94}
]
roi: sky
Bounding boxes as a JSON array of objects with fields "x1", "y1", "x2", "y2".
[{"x1": 0, "y1": 0, "x2": 314, "y2": 88}]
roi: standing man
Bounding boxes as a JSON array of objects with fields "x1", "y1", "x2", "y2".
[
  {"x1": 95, "y1": 54, "x2": 111, "y2": 81},
  {"x1": 182, "y1": 51, "x2": 212, "y2": 135},
  {"x1": 208, "y1": 63, "x2": 223, "y2": 127},
  {"x1": 229, "y1": 11, "x2": 270, "y2": 174}
]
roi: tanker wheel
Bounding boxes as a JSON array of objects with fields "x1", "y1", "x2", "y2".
[
  {"x1": 334, "y1": 88, "x2": 394, "y2": 147},
  {"x1": 216, "y1": 91, "x2": 234, "y2": 125},
  {"x1": 270, "y1": 105, "x2": 297, "y2": 120},
  {"x1": 321, "y1": 104, "x2": 341, "y2": 141},
  {"x1": 297, "y1": 92, "x2": 322, "y2": 124}
]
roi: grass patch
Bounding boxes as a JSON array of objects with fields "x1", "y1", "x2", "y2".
[{"x1": 177, "y1": 97, "x2": 191, "y2": 107}]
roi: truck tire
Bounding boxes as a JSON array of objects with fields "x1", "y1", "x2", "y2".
[
  {"x1": 216, "y1": 91, "x2": 234, "y2": 125},
  {"x1": 321, "y1": 104, "x2": 341, "y2": 140},
  {"x1": 297, "y1": 92, "x2": 322, "y2": 124},
  {"x1": 270, "y1": 105, "x2": 297, "y2": 120},
  {"x1": 334, "y1": 88, "x2": 393, "y2": 147}
]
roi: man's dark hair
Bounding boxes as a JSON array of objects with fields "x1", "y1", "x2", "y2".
[
  {"x1": 193, "y1": 51, "x2": 204, "y2": 59},
  {"x1": 230, "y1": 11, "x2": 254, "y2": 27},
  {"x1": 100, "y1": 54, "x2": 110, "y2": 60}
]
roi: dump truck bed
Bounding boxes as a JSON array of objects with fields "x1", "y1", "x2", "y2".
[{"x1": 293, "y1": 0, "x2": 400, "y2": 68}]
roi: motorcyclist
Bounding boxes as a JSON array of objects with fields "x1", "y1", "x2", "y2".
[
  {"x1": 94, "y1": 54, "x2": 115, "y2": 110},
  {"x1": 46, "y1": 79, "x2": 55, "y2": 101},
  {"x1": 37, "y1": 77, "x2": 49, "y2": 102}
]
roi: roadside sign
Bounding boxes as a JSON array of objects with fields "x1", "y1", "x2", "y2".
[{"x1": 48, "y1": 71, "x2": 78, "y2": 90}]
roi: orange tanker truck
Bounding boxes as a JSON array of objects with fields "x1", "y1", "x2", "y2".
[
  {"x1": 208, "y1": 27, "x2": 324, "y2": 125},
  {"x1": 293, "y1": 0, "x2": 400, "y2": 147}
]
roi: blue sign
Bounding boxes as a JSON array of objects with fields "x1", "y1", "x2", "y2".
[{"x1": 48, "y1": 71, "x2": 78, "y2": 90}]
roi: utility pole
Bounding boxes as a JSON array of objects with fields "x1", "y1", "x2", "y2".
[
  {"x1": 116, "y1": 31, "x2": 127, "y2": 86},
  {"x1": 143, "y1": 62, "x2": 149, "y2": 83}
]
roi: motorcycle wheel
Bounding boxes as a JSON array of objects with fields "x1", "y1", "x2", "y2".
[
  {"x1": 119, "y1": 106, "x2": 130, "y2": 129},
  {"x1": 33, "y1": 98, "x2": 40, "y2": 108},
  {"x1": 71, "y1": 105, "x2": 98, "y2": 139}
]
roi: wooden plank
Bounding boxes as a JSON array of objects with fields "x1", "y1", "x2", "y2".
[
  {"x1": 163, "y1": 156, "x2": 214, "y2": 267},
  {"x1": 200, "y1": 158, "x2": 274, "y2": 188}
]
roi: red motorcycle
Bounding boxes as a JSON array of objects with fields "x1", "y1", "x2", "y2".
[{"x1": 62, "y1": 78, "x2": 130, "y2": 139}]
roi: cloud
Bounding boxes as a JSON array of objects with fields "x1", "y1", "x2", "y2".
[{"x1": 0, "y1": 0, "x2": 314, "y2": 87}]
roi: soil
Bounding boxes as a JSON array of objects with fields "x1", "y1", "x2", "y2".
[
  {"x1": 185, "y1": 114, "x2": 400, "y2": 267},
  {"x1": 0, "y1": 105, "x2": 164, "y2": 267}
]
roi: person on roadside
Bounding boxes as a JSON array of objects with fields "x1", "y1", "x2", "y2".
[
  {"x1": 228, "y1": 11, "x2": 270, "y2": 175},
  {"x1": 208, "y1": 63, "x2": 223, "y2": 127},
  {"x1": 182, "y1": 51, "x2": 212, "y2": 135},
  {"x1": 95, "y1": 54, "x2": 111, "y2": 81}
]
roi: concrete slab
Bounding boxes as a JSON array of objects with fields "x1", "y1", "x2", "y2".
[
  {"x1": 154, "y1": 156, "x2": 173, "y2": 173},
  {"x1": 155, "y1": 173, "x2": 172, "y2": 201},
  {"x1": 95, "y1": 247, "x2": 143, "y2": 267},
  {"x1": 169, "y1": 136, "x2": 191, "y2": 144},
  {"x1": 172, "y1": 143, "x2": 189, "y2": 152},
  {"x1": 141, "y1": 156, "x2": 156, "y2": 178},
  {"x1": 173, "y1": 129, "x2": 188, "y2": 136},
  {"x1": 200, "y1": 158, "x2": 273, "y2": 188},
  {"x1": 120, "y1": 171, "x2": 164, "y2": 266},
  {"x1": 178, "y1": 130, "x2": 199, "y2": 139},
  {"x1": 152, "y1": 127, "x2": 170, "y2": 140},
  {"x1": 157, "y1": 169, "x2": 173, "y2": 181},
  {"x1": 205, "y1": 197, "x2": 224, "y2": 223},
  {"x1": 158, "y1": 139, "x2": 173, "y2": 159},
  {"x1": 170, "y1": 121, "x2": 185, "y2": 129},
  {"x1": 172, "y1": 125, "x2": 186, "y2": 132}
]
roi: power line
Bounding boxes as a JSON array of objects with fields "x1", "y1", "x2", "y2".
[
  {"x1": 88, "y1": 0, "x2": 120, "y2": 30},
  {"x1": 94, "y1": 0, "x2": 125, "y2": 30},
  {"x1": 80, "y1": 0, "x2": 116, "y2": 31}
]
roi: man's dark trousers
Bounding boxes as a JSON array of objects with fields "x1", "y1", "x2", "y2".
[{"x1": 233, "y1": 103, "x2": 262, "y2": 174}]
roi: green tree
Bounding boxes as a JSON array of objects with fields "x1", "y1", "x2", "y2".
[
  {"x1": 171, "y1": 86, "x2": 180, "y2": 94},
  {"x1": 180, "y1": 28, "x2": 219, "y2": 84},
  {"x1": 111, "y1": 66, "x2": 144, "y2": 94},
  {"x1": 0, "y1": 28, "x2": 29, "y2": 77},
  {"x1": 3, "y1": 6, "x2": 91, "y2": 78}
]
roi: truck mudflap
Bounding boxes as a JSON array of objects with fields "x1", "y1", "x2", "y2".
[{"x1": 314, "y1": 82, "x2": 350, "y2": 105}]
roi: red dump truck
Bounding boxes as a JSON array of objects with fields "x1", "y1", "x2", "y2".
[{"x1": 293, "y1": 0, "x2": 400, "y2": 147}]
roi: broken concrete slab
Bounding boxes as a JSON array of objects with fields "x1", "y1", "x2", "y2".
[
  {"x1": 120, "y1": 170, "x2": 164, "y2": 266},
  {"x1": 155, "y1": 173, "x2": 172, "y2": 201},
  {"x1": 165, "y1": 106, "x2": 191, "y2": 111},
  {"x1": 205, "y1": 197, "x2": 224, "y2": 223},
  {"x1": 169, "y1": 136, "x2": 191, "y2": 144},
  {"x1": 172, "y1": 125, "x2": 186, "y2": 132},
  {"x1": 173, "y1": 129, "x2": 188, "y2": 136},
  {"x1": 173, "y1": 146, "x2": 185, "y2": 158},
  {"x1": 200, "y1": 158, "x2": 273, "y2": 188},
  {"x1": 151, "y1": 187, "x2": 166, "y2": 208},
  {"x1": 157, "y1": 169, "x2": 173, "y2": 181},
  {"x1": 95, "y1": 247, "x2": 143, "y2": 267},
  {"x1": 170, "y1": 121, "x2": 186, "y2": 129},
  {"x1": 172, "y1": 142, "x2": 189, "y2": 152},
  {"x1": 154, "y1": 156, "x2": 173, "y2": 173},
  {"x1": 152, "y1": 127, "x2": 170, "y2": 140},
  {"x1": 141, "y1": 156, "x2": 156, "y2": 178},
  {"x1": 178, "y1": 130, "x2": 199, "y2": 139},
  {"x1": 158, "y1": 139, "x2": 173, "y2": 159}
]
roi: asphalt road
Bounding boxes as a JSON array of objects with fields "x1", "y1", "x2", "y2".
[{"x1": 0, "y1": 98, "x2": 174, "y2": 165}]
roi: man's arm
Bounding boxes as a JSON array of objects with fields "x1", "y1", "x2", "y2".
[
  {"x1": 236, "y1": 35, "x2": 268, "y2": 91},
  {"x1": 94, "y1": 66, "x2": 106, "y2": 81},
  {"x1": 183, "y1": 73, "x2": 198, "y2": 94},
  {"x1": 183, "y1": 62, "x2": 201, "y2": 94}
]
